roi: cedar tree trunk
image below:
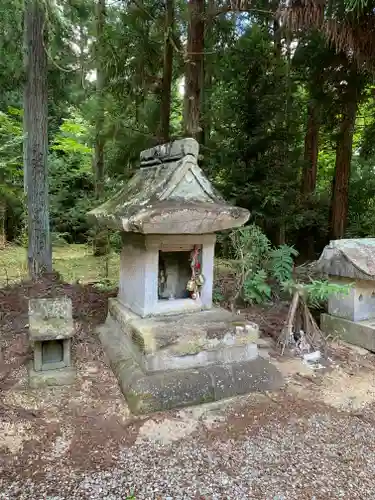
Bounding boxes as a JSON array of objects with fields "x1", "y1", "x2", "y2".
[
  {"x1": 24, "y1": 0, "x2": 52, "y2": 278},
  {"x1": 160, "y1": 0, "x2": 174, "y2": 143},
  {"x1": 329, "y1": 91, "x2": 358, "y2": 240},
  {"x1": 183, "y1": 0, "x2": 204, "y2": 138}
]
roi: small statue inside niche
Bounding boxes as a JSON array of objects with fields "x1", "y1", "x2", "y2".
[{"x1": 158, "y1": 254, "x2": 166, "y2": 299}]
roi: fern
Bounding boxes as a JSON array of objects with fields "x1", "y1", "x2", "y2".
[
  {"x1": 281, "y1": 279, "x2": 352, "y2": 308},
  {"x1": 302, "y1": 280, "x2": 352, "y2": 308},
  {"x1": 243, "y1": 269, "x2": 271, "y2": 304},
  {"x1": 270, "y1": 244, "x2": 299, "y2": 284}
]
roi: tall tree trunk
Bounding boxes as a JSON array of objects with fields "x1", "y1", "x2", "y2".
[
  {"x1": 24, "y1": 0, "x2": 52, "y2": 278},
  {"x1": 94, "y1": 0, "x2": 105, "y2": 198},
  {"x1": 183, "y1": 0, "x2": 204, "y2": 138},
  {"x1": 329, "y1": 92, "x2": 358, "y2": 241},
  {"x1": 201, "y1": 0, "x2": 214, "y2": 147},
  {"x1": 301, "y1": 100, "x2": 320, "y2": 195},
  {"x1": 298, "y1": 99, "x2": 320, "y2": 260},
  {"x1": 159, "y1": 0, "x2": 174, "y2": 143},
  {"x1": 0, "y1": 200, "x2": 6, "y2": 249},
  {"x1": 273, "y1": 19, "x2": 282, "y2": 57},
  {"x1": 93, "y1": 0, "x2": 107, "y2": 257}
]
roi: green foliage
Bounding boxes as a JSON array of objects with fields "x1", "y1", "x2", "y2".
[
  {"x1": 1, "y1": 0, "x2": 375, "y2": 256},
  {"x1": 243, "y1": 269, "x2": 272, "y2": 305},
  {"x1": 229, "y1": 224, "x2": 298, "y2": 305},
  {"x1": 212, "y1": 286, "x2": 225, "y2": 304},
  {"x1": 51, "y1": 115, "x2": 92, "y2": 156},
  {"x1": 282, "y1": 279, "x2": 352, "y2": 308},
  {"x1": 229, "y1": 224, "x2": 351, "y2": 307},
  {"x1": 269, "y1": 245, "x2": 299, "y2": 284}
]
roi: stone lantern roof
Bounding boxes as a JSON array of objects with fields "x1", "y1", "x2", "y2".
[
  {"x1": 87, "y1": 138, "x2": 250, "y2": 234},
  {"x1": 317, "y1": 238, "x2": 375, "y2": 280}
]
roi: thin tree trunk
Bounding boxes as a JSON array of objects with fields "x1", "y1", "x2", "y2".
[
  {"x1": 298, "y1": 99, "x2": 320, "y2": 259},
  {"x1": 183, "y1": 0, "x2": 204, "y2": 138},
  {"x1": 94, "y1": 0, "x2": 105, "y2": 198},
  {"x1": 0, "y1": 200, "x2": 6, "y2": 249},
  {"x1": 273, "y1": 19, "x2": 282, "y2": 57},
  {"x1": 159, "y1": 0, "x2": 174, "y2": 143},
  {"x1": 301, "y1": 100, "x2": 320, "y2": 195},
  {"x1": 24, "y1": 0, "x2": 52, "y2": 278},
  {"x1": 329, "y1": 92, "x2": 358, "y2": 241},
  {"x1": 201, "y1": 0, "x2": 214, "y2": 147},
  {"x1": 93, "y1": 0, "x2": 107, "y2": 257}
]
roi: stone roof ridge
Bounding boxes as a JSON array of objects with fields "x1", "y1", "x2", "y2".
[
  {"x1": 317, "y1": 238, "x2": 375, "y2": 280},
  {"x1": 140, "y1": 138, "x2": 199, "y2": 167}
]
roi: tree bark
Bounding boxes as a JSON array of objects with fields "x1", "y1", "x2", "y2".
[
  {"x1": 0, "y1": 200, "x2": 6, "y2": 249},
  {"x1": 183, "y1": 0, "x2": 204, "y2": 138},
  {"x1": 94, "y1": 0, "x2": 105, "y2": 199},
  {"x1": 201, "y1": 0, "x2": 214, "y2": 147},
  {"x1": 24, "y1": 0, "x2": 52, "y2": 278},
  {"x1": 329, "y1": 91, "x2": 358, "y2": 241},
  {"x1": 301, "y1": 100, "x2": 320, "y2": 195},
  {"x1": 93, "y1": 0, "x2": 108, "y2": 257},
  {"x1": 298, "y1": 99, "x2": 320, "y2": 260},
  {"x1": 159, "y1": 0, "x2": 174, "y2": 143}
]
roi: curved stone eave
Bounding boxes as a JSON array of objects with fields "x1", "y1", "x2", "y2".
[{"x1": 118, "y1": 205, "x2": 250, "y2": 235}]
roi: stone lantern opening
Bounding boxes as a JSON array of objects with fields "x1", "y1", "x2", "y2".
[
  {"x1": 42, "y1": 339, "x2": 64, "y2": 366},
  {"x1": 158, "y1": 250, "x2": 193, "y2": 300}
]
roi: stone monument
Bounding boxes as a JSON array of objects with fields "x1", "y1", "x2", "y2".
[
  {"x1": 88, "y1": 138, "x2": 281, "y2": 414},
  {"x1": 28, "y1": 297, "x2": 75, "y2": 388},
  {"x1": 319, "y1": 238, "x2": 375, "y2": 351}
]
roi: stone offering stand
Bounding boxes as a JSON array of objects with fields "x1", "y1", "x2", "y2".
[
  {"x1": 28, "y1": 297, "x2": 75, "y2": 388},
  {"x1": 88, "y1": 138, "x2": 282, "y2": 414},
  {"x1": 319, "y1": 238, "x2": 375, "y2": 352}
]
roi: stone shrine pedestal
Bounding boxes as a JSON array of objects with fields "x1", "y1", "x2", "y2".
[{"x1": 89, "y1": 138, "x2": 282, "y2": 414}]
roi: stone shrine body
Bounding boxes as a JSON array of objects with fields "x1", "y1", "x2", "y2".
[
  {"x1": 88, "y1": 138, "x2": 281, "y2": 414},
  {"x1": 319, "y1": 239, "x2": 375, "y2": 352}
]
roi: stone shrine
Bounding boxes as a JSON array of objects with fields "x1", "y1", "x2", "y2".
[
  {"x1": 28, "y1": 297, "x2": 75, "y2": 388},
  {"x1": 89, "y1": 138, "x2": 281, "y2": 414},
  {"x1": 319, "y1": 238, "x2": 375, "y2": 351}
]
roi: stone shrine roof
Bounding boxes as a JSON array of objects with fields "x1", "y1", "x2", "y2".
[
  {"x1": 88, "y1": 138, "x2": 250, "y2": 234},
  {"x1": 317, "y1": 238, "x2": 375, "y2": 280}
]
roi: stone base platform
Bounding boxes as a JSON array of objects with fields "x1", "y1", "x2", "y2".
[
  {"x1": 321, "y1": 313, "x2": 375, "y2": 352},
  {"x1": 98, "y1": 298, "x2": 283, "y2": 415},
  {"x1": 28, "y1": 363, "x2": 76, "y2": 389}
]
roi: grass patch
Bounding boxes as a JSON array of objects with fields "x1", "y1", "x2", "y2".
[{"x1": 0, "y1": 244, "x2": 119, "y2": 287}]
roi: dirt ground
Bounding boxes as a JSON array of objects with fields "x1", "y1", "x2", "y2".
[{"x1": 2, "y1": 277, "x2": 375, "y2": 499}]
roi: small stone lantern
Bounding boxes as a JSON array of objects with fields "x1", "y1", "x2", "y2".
[
  {"x1": 28, "y1": 297, "x2": 75, "y2": 388},
  {"x1": 319, "y1": 238, "x2": 375, "y2": 351}
]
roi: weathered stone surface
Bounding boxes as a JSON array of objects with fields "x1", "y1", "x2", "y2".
[
  {"x1": 98, "y1": 312, "x2": 283, "y2": 415},
  {"x1": 127, "y1": 370, "x2": 215, "y2": 414},
  {"x1": 317, "y1": 238, "x2": 375, "y2": 280},
  {"x1": 107, "y1": 299, "x2": 260, "y2": 372},
  {"x1": 28, "y1": 363, "x2": 76, "y2": 389},
  {"x1": 140, "y1": 138, "x2": 199, "y2": 163},
  {"x1": 231, "y1": 358, "x2": 282, "y2": 395},
  {"x1": 327, "y1": 276, "x2": 375, "y2": 322},
  {"x1": 29, "y1": 297, "x2": 74, "y2": 341},
  {"x1": 117, "y1": 234, "x2": 215, "y2": 318},
  {"x1": 321, "y1": 313, "x2": 375, "y2": 352},
  {"x1": 87, "y1": 138, "x2": 249, "y2": 234}
]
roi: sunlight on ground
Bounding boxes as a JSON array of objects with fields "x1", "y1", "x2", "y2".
[{"x1": 0, "y1": 244, "x2": 120, "y2": 286}]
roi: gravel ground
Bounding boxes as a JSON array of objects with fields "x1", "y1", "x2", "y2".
[
  {"x1": 2, "y1": 278, "x2": 375, "y2": 499},
  {"x1": 2, "y1": 391, "x2": 375, "y2": 500}
]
